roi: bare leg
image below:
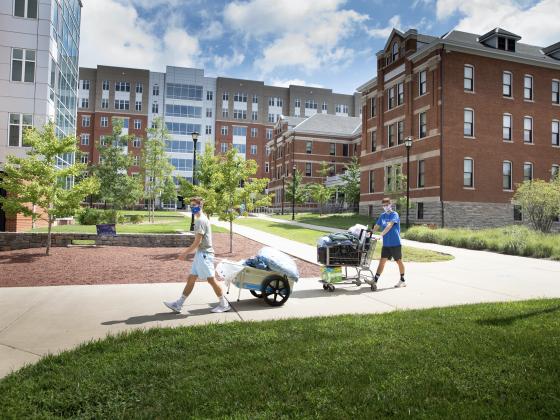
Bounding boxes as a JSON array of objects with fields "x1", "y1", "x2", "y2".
[
  {"x1": 396, "y1": 259, "x2": 405, "y2": 276},
  {"x1": 207, "y1": 277, "x2": 223, "y2": 298},
  {"x1": 375, "y1": 258, "x2": 388, "y2": 276},
  {"x1": 182, "y1": 274, "x2": 198, "y2": 298}
]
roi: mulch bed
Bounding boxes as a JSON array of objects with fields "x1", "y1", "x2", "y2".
[{"x1": 0, "y1": 233, "x2": 320, "y2": 287}]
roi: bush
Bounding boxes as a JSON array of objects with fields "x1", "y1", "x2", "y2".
[
  {"x1": 127, "y1": 214, "x2": 144, "y2": 224},
  {"x1": 77, "y1": 208, "x2": 106, "y2": 225}
]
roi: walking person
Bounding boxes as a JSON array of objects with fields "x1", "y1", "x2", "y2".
[
  {"x1": 371, "y1": 197, "x2": 406, "y2": 290},
  {"x1": 164, "y1": 197, "x2": 231, "y2": 314}
]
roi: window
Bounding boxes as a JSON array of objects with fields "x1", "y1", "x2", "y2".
[
  {"x1": 503, "y1": 161, "x2": 512, "y2": 190},
  {"x1": 419, "y1": 112, "x2": 427, "y2": 138},
  {"x1": 417, "y1": 202, "x2": 424, "y2": 220},
  {"x1": 165, "y1": 105, "x2": 202, "y2": 118},
  {"x1": 463, "y1": 158, "x2": 474, "y2": 187},
  {"x1": 419, "y1": 70, "x2": 427, "y2": 95},
  {"x1": 207, "y1": 90, "x2": 213, "y2": 101},
  {"x1": 503, "y1": 72, "x2": 512, "y2": 97},
  {"x1": 392, "y1": 42, "x2": 399, "y2": 61},
  {"x1": 82, "y1": 116, "x2": 90, "y2": 127},
  {"x1": 464, "y1": 65, "x2": 474, "y2": 91},
  {"x1": 329, "y1": 143, "x2": 336, "y2": 156},
  {"x1": 250, "y1": 145, "x2": 257, "y2": 155},
  {"x1": 266, "y1": 129, "x2": 273, "y2": 140},
  {"x1": 233, "y1": 126, "x2": 247, "y2": 137},
  {"x1": 306, "y1": 141, "x2": 312, "y2": 154},
  {"x1": 135, "y1": 83, "x2": 143, "y2": 93},
  {"x1": 252, "y1": 95, "x2": 258, "y2": 104},
  {"x1": 397, "y1": 83, "x2": 404, "y2": 106},
  {"x1": 222, "y1": 108, "x2": 229, "y2": 118},
  {"x1": 206, "y1": 108, "x2": 213, "y2": 118},
  {"x1": 514, "y1": 205, "x2": 523, "y2": 221},
  {"x1": 336, "y1": 104, "x2": 349, "y2": 114},
  {"x1": 388, "y1": 87, "x2": 395, "y2": 109},
  {"x1": 166, "y1": 84, "x2": 203, "y2": 100},
  {"x1": 523, "y1": 162, "x2": 533, "y2": 181},
  {"x1": 524, "y1": 117, "x2": 533, "y2": 143},
  {"x1": 165, "y1": 123, "x2": 202, "y2": 136},
  {"x1": 233, "y1": 109, "x2": 247, "y2": 119},
  {"x1": 14, "y1": 0, "x2": 38, "y2": 18},
  {"x1": 322, "y1": 102, "x2": 328, "y2": 111},
  {"x1": 388, "y1": 124, "x2": 395, "y2": 147},
  {"x1": 132, "y1": 137, "x2": 141, "y2": 148},
  {"x1": 168, "y1": 158, "x2": 193, "y2": 171},
  {"x1": 101, "y1": 116, "x2": 108, "y2": 127},
  {"x1": 80, "y1": 98, "x2": 89, "y2": 109},
  {"x1": 343, "y1": 144, "x2": 349, "y2": 157},
  {"x1": 205, "y1": 125, "x2": 212, "y2": 135},
  {"x1": 503, "y1": 114, "x2": 512, "y2": 141},
  {"x1": 80, "y1": 153, "x2": 89, "y2": 164},
  {"x1": 152, "y1": 102, "x2": 159, "y2": 114},
  {"x1": 265, "y1": 162, "x2": 269, "y2": 173},
  {"x1": 304, "y1": 100, "x2": 317, "y2": 109},
  {"x1": 552, "y1": 164, "x2": 559, "y2": 180},
  {"x1": 524, "y1": 75, "x2": 533, "y2": 100},
  {"x1": 553, "y1": 81, "x2": 560, "y2": 104},
  {"x1": 101, "y1": 98, "x2": 109, "y2": 109},
  {"x1": 221, "y1": 143, "x2": 228, "y2": 153},
  {"x1": 115, "y1": 82, "x2": 130, "y2": 92},
  {"x1": 305, "y1": 163, "x2": 312, "y2": 177},
  {"x1": 464, "y1": 109, "x2": 474, "y2": 137},
  {"x1": 397, "y1": 120, "x2": 404, "y2": 144},
  {"x1": 268, "y1": 114, "x2": 275, "y2": 123},
  {"x1": 553, "y1": 121, "x2": 560, "y2": 146},
  {"x1": 134, "y1": 119, "x2": 141, "y2": 130},
  {"x1": 11, "y1": 48, "x2": 35, "y2": 82},
  {"x1": 153, "y1": 84, "x2": 159, "y2": 96},
  {"x1": 221, "y1": 126, "x2": 228, "y2": 136},
  {"x1": 418, "y1": 160, "x2": 425, "y2": 188},
  {"x1": 80, "y1": 134, "x2": 90, "y2": 146},
  {"x1": 251, "y1": 111, "x2": 258, "y2": 121},
  {"x1": 295, "y1": 98, "x2": 301, "y2": 108},
  {"x1": 99, "y1": 136, "x2": 108, "y2": 146},
  {"x1": 498, "y1": 37, "x2": 516, "y2": 52},
  {"x1": 222, "y1": 92, "x2": 229, "y2": 101},
  {"x1": 385, "y1": 165, "x2": 393, "y2": 190},
  {"x1": 132, "y1": 155, "x2": 140, "y2": 166},
  {"x1": 81, "y1": 79, "x2": 90, "y2": 90},
  {"x1": 233, "y1": 144, "x2": 246, "y2": 154},
  {"x1": 135, "y1": 101, "x2": 142, "y2": 111},
  {"x1": 251, "y1": 127, "x2": 257, "y2": 138},
  {"x1": 370, "y1": 97, "x2": 376, "y2": 118},
  {"x1": 102, "y1": 80, "x2": 110, "y2": 91},
  {"x1": 115, "y1": 100, "x2": 129, "y2": 110},
  {"x1": 234, "y1": 92, "x2": 248, "y2": 103},
  {"x1": 369, "y1": 170, "x2": 375, "y2": 193},
  {"x1": 370, "y1": 131, "x2": 377, "y2": 152}
]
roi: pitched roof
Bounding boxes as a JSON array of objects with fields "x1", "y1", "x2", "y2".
[
  {"x1": 543, "y1": 41, "x2": 560, "y2": 55},
  {"x1": 479, "y1": 27, "x2": 521, "y2": 42},
  {"x1": 280, "y1": 116, "x2": 306, "y2": 128},
  {"x1": 293, "y1": 113, "x2": 361, "y2": 138}
]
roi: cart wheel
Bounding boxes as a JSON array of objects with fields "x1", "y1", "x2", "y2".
[
  {"x1": 322, "y1": 283, "x2": 328, "y2": 290},
  {"x1": 370, "y1": 282, "x2": 377, "y2": 292},
  {"x1": 262, "y1": 276, "x2": 290, "y2": 306},
  {"x1": 250, "y1": 290, "x2": 263, "y2": 298},
  {"x1": 328, "y1": 284, "x2": 335, "y2": 292}
]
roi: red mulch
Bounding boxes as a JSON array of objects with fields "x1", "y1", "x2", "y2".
[{"x1": 0, "y1": 233, "x2": 320, "y2": 287}]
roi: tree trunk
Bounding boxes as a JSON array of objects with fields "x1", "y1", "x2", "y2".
[
  {"x1": 229, "y1": 219, "x2": 233, "y2": 254},
  {"x1": 46, "y1": 215, "x2": 53, "y2": 256}
]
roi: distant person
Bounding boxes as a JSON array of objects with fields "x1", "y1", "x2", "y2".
[
  {"x1": 164, "y1": 197, "x2": 230, "y2": 314},
  {"x1": 371, "y1": 197, "x2": 406, "y2": 290}
]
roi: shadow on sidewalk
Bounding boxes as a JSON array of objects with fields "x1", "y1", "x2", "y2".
[
  {"x1": 476, "y1": 305, "x2": 560, "y2": 326},
  {"x1": 101, "y1": 312, "x2": 189, "y2": 325}
]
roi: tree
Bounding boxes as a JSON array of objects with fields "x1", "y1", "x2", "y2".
[
  {"x1": 92, "y1": 119, "x2": 143, "y2": 221},
  {"x1": 513, "y1": 178, "x2": 560, "y2": 233},
  {"x1": 340, "y1": 156, "x2": 361, "y2": 209},
  {"x1": 307, "y1": 183, "x2": 335, "y2": 215},
  {"x1": 160, "y1": 176, "x2": 178, "y2": 208},
  {"x1": 284, "y1": 169, "x2": 308, "y2": 207},
  {"x1": 142, "y1": 117, "x2": 175, "y2": 222},
  {"x1": 0, "y1": 122, "x2": 99, "y2": 255}
]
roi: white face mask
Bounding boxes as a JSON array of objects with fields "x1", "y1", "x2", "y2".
[{"x1": 383, "y1": 204, "x2": 392, "y2": 213}]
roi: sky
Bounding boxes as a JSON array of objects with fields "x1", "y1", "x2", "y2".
[{"x1": 78, "y1": 0, "x2": 560, "y2": 94}]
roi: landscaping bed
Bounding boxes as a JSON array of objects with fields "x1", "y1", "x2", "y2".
[
  {"x1": 0, "y1": 233, "x2": 320, "y2": 287},
  {"x1": 1, "y1": 299, "x2": 559, "y2": 418}
]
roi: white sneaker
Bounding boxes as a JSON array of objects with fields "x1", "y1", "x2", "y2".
[
  {"x1": 394, "y1": 280, "x2": 407, "y2": 288},
  {"x1": 164, "y1": 300, "x2": 183, "y2": 313},
  {"x1": 211, "y1": 302, "x2": 231, "y2": 313}
]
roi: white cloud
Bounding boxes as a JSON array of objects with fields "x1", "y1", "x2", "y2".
[
  {"x1": 366, "y1": 15, "x2": 402, "y2": 39},
  {"x1": 200, "y1": 21, "x2": 225, "y2": 41},
  {"x1": 436, "y1": 0, "x2": 560, "y2": 46},
  {"x1": 413, "y1": 0, "x2": 434, "y2": 8},
  {"x1": 223, "y1": 0, "x2": 367, "y2": 75},
  {"x1": 79, "y1": 0, "x2": 200, "y2": 71},
  {"x1": 270, "y1": 78, "x2": 324, "y2": 88},
  {"x1": 212, "y1": 50, "x2": 245, "y2": 72}
]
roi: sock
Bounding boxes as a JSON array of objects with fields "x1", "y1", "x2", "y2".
[
  {"x1": 374, "y1": 273, "x2": 380, "y2": 282},
  {"x1": 177, "y1": 294, "x2": 187, "y2": 305},
  {"x1": 400, "y1": 274, "x2": 405, "y2": 282},
  {"x1": 219, "y1": 295, "x2": 228, "y2": 306}
]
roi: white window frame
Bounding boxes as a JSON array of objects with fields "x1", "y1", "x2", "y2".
[
  {"x1": 80, "y1": 152, "x2": 89, "y2": 164},
  {"x1": 553, "y1": 80, "x2": 560, "y2": 105},
  {"x1": 419, "y1": 70, "x2": 427, "y2": 95},
  {"x1": 552, "y1": 164, "x2": 559, "y2": 180},
  {"x1": 419, "y1": 112, "x2": 427, "y2": 138},
  {"x1": 80, "y1": 133, "x2": 90, "y2": 146},
  {"x1": 524, "y1": 75, "x2": 533, "y2": 101},
  {"x1": 503, "y1": 113, "x2": 512, "y2": 141},
  {"x1": 503, "y1": 71, "x2": 512, "y2": 97},
  {"x1": 397, "y1": 82, "x2": 404, "y2": 106},
  {"x1": 14, "y1": 0, "x2": 38, "y2": 18},
  {"x1": 101, "y1": 98, "x2": 109, "y2": 109},
  {"x1": 80, "y1": 98, "x2": 89, "y2": 109},
  {"x1": 132, "y1": 137, "x2": 141, "y2": 148},
  {"x1": 100, "y1": 116, "x2": 108, "y2": 128},
  {"x1": 221, "y1": 126, "x2": 228, "y2": 136},
  {"x1": 523, "y1": 116, "x2": 533, "y2": 144},
  {"x1": 250, "y1": 144, "x2": 257, "y2": 155},
  {"x1": 370, "y1": 130, "x2": 377, "y2": 152},
  {"x1": 369, "y1": 170, "x2": 375, "y2": 193},
  {"x1": 82, "y1": 115, "x2": 91, "y2": 127},
  {"x1": 502, "y1": 160, "x2": 513, "y2": 191},
  {"x1": 305, "y1": 162, "x2": 312, "y2": 177},
  {"x1": 11, "y1": 48, "x2": 35, "y2": 83},
  {"x1": 102, "y1": 80, "x2": 110, "y2": 91},
  {"x1": 553, "y1": 120, "x2": 560, "y2": 147},
  {"x1": 464, "y1": 108, "x2": 474, "y2": 137},
  {"x1": 464, "y1": 65, "x2": 474, "y2": 92},
  {"x1": 134, "y1": 119, "x2": 141, "y2": 130},
  {"x1": 523, "y1": 162, "x2": 533, "y2": 182},
  {"x1": 417, "y1": 159, "x2": 425, "y2": 188},
  {"x1": 463, "y1": 158, "x2": 474, "y2": 188},
  {"x1": 135, "y1": 101, "x2": 142, "y2": 111},
  {"x1": 251, "y1": 127, "x2": 257, "y2": 138},
  {"x1": 153, "y1": 84, "x2": 159, "y2": 96}
]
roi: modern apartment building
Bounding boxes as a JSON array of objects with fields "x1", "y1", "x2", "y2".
[
  {"x1": 215, "y1": 78, "x2": 361, "y2": 179},
  {"x1": 1, "y1": 0, "x2": 83, "y2": 232},
  {"x1": 358, "y1": 27, "x2": 560, "y2": 229},
  {"x1": 267, "y1": 113, "x2": 361, "y2": 209}
]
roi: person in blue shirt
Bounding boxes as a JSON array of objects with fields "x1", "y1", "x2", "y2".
[{"x1": 372, "y1": 197, "x2": 406, "y2": 290}]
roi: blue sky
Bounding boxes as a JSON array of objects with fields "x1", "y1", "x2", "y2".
[{"x1": 79, "y1": 0, "x2": 560, "y2": 94}]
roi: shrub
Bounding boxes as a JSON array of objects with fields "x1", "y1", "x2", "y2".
[
  {"x1": 127, "y1": 214, "x2": 144, "y2": 224},
  {"x1": 77, "y1": 208, "x2": 106, "y2": 225}
]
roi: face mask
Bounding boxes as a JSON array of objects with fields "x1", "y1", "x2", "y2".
[
  {"x1": 383, "y1": 204, "x2": 392, "y2": 213},
  {"x1": 191, "y1": 206, "x2": 201, "y2": 215}
]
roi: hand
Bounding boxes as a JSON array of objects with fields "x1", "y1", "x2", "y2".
[{"x1": 373, "y1": 235, "x2": 383, "y2": 241}]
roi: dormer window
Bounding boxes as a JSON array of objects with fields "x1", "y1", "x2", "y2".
[
  {"x1": 498, "y1": 37, "x2": 515, "y2": 52},
  {"x1": 392, "y1": 42, "x2": 399, "y2": 62},
  {"x1": 479, "y1": 28, "x2": 520, "y2": 53}
]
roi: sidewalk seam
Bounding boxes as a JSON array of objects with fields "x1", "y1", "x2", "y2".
[{"x1": 0, "y1": 342, "x2": 42, "y2": 358}]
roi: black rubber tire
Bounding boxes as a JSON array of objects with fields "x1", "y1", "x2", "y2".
[
  {"x1": 322, "y1": 283, "x2": 328, "y2": 290},
  {"x1": 262, "y1": 276, "x2": 291, "y2": 306},
  {"x1": 250, "y1": 290, "x2": 263, "y2": 298},
  {"x1": 328, "y1": 284, "x2": 335, "y2": 292}
]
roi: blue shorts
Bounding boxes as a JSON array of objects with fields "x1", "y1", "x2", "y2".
[{"x1": 191, "y1": 250, "x2": 215, "y2": 279}]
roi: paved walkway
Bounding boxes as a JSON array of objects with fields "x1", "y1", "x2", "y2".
[{"x1": 1, "y1": 218, "x2": 560, "y2": 378}]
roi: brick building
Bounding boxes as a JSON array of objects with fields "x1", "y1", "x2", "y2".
[
  {"x1": 358, "y1": 28, "x2": 560, "y2": 228},
  {"x1": 267, "y1": 113, "x2": 361, "y2": 209}
]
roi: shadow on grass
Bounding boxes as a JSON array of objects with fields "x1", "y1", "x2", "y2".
[{"x1": 476, "y1": 305, "x2": 560, "y2": 326}]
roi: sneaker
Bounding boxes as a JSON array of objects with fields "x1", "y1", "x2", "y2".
[
  {"x1": 370, "y1": 281, "x2": 378, "y2": 291},
  {"x1": 164, "y1": 300, "x2": 183, "y2": 313},
  {"x1": 394, "y1": 280, "x2": 407, "y2": 288},
  {"x1": 211, "y1": 302, "x2": 231, "y2": 313}
]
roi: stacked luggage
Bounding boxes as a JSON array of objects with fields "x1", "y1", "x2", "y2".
[{"x1": 317, "y1": 224, "x2": 371, "y2": 266}]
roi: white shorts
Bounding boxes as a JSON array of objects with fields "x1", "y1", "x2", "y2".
[{"x1": 191, "y1": 250, "x2": 215, "y2": 279}]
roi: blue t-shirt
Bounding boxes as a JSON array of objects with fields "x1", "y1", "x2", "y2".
[{"x1": 375, "y1": 211, "x2": 401, "y2": 247}]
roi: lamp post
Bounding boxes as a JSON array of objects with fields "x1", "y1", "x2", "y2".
[
  {"x1": 404, "y1": 136, "x2": 413, "y2": 229},
  {"x1": 281, "y1": 176, "x2": 285, "y2": 215},
  {"x1": 292, "y1": 164, "x2": 296, "y2": 221},
  {"x1": 190, "y1": 131, "x2": 199, "y2": 231}
]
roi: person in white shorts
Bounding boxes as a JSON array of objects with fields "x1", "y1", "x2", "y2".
[{"x1": 164, "y1": 197, "x2": 230, "y2": 314}]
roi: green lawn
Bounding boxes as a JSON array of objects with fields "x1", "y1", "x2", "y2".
[
  {"x1": 1, "y1": 299, "x2": 559, "y2": 418},
  {"x1": 272, "y1": 212, "x2": 374, "y2": 229},
  {"x1": 234, "y1": 218, "x2": 452, "y2": 262},
  {"x1": 120, "y1": 210, "x2": 185, "y2": 217}
]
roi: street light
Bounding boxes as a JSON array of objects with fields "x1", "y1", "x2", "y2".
[
  {"x1": 190, "y1": 131, "x2": 199, "y2": 231},
  {"x1": 404, "y1": 136, "x2": 413, "y2": 229},
  {"x1": 292, "y1": 164, "x2": 296, "y2": 221}
]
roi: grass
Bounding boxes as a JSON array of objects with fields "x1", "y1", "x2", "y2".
[
  {"x1": 234, "y1": 218, "x2": 452, "y2": 262},
  {"x1": 120, "y1": 210, "x2": 185, "y2": 217},
  {"x1": 272, "y1": 212, "x2": 374, "y2": 230},
  {"x1": 405, "y1": 225, "x2": 560, "y2": 260},
  {"x1": 1, "y1": 299, "x2": 559, "y2": 418},
  {"x1": 71, "y1": 239, "x2": 96, "y2": 245}
]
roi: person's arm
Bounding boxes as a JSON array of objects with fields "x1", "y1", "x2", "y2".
[
  {"x1": 379, "y1": 222, "x2": 394, "y2": 238},
  {"x1": 178, "y1": 233, "x2": 202, "y2": 260}
]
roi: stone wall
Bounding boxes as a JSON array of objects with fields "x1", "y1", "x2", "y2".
[{"x1": 0, "y1": 232, "x2": 194, "y2": 252}]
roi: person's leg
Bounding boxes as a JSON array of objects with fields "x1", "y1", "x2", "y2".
[
  {"x1": 394, "y1": 246, "x2": 406, "y2": 287},
  {"x1": 374, "y1": 258, "x2": 387, "y2": 283},
  {"x1": 208, "y1": 277, "x2": 230, "y2": 312},
  {"x1": 182, "y1": 274, "x2": 198, "y2": 298},
  {"x1": 207, "y1": 277, "x2": 223, "y2": 298}
]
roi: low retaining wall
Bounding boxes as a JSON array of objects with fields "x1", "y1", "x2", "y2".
[{"x1": 0, "y1": 232, "x2": 194, "y2": 252}]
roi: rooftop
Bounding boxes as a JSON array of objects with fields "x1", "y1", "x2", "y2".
[{"x1": 293, "y1": 113, "x2": 361, "y2": 138}]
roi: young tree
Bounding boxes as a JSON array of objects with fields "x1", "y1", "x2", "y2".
[
  {"x1": 307, "y1": 183, "x2": 335, "y2": 215},
  {"x1": 514, "y1": 178, "x2": 560, "y2": 233},
  {"x1": 340, "y1": 156, "x2": 361, "y2": 209},
  {"x1": 284, "y1": 169, "x2": 308, "y2": 207},
  {"x1": 160, "y1": 176, "x2": 178, "y2": 208},
  {"x1": 93, "y1": 119, "x2": 143, "y2": 221},
  {"x1": 142, "y1": 117, "x2": 175, "y2": 222},
  {"x1": 0, "y1": 122, "x2": 99, "y2": 255}
]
